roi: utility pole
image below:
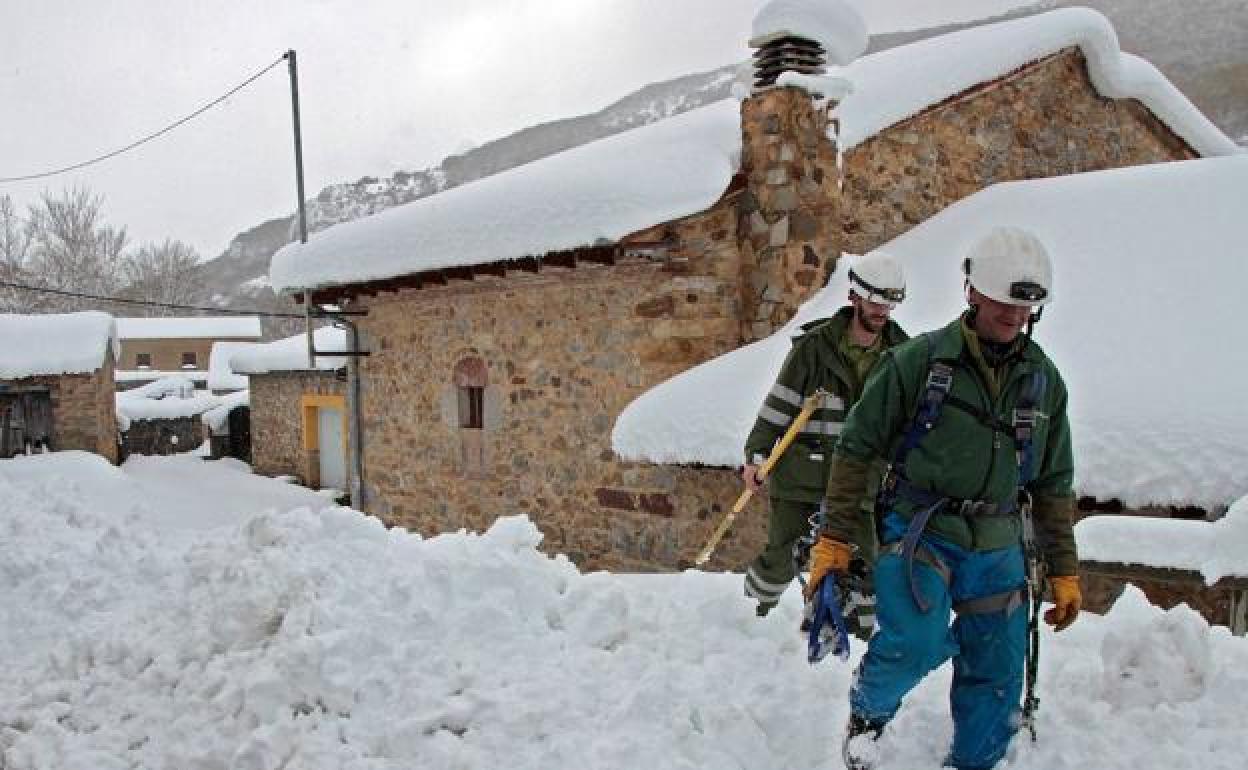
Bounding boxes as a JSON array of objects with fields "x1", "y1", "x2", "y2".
[{"x1": 286, "y1": 49, "x2": 308, "y2": 244}]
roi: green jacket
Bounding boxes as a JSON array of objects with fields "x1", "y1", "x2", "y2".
[
  {"x1": 821, "y1": 315, "x2": 1079, "y2": 576},
  {"x1": 744, "y1": 307, "x2": 908, "y2": 503}
]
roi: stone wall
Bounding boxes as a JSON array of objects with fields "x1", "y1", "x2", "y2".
[
  {"x1": 7, "y1": 352, "x2": 118, "y2": 463},
  {"x1": 249, "y1": 371, "x2": 345, "y2": 484},
  {"x1": 1081, "y1": 562, "x2": 1247, "y2": 632},
  {"x1": 841, "y1": 49, "x2": 1196, "y2": 254},
  {"x1": 120, "y1": 417, "x2": 204, "y2": 457}
]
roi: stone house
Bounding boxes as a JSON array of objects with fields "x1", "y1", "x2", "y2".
[
  {"x1": 619, "y1": 149, "x2": 1248, "y2": 629},
  {"x1": 231, "y1": 327, "x2": 350, "y2": 491},
  {"x1": 115, "y1": 316, "x2": 262, "y2": 391},
  {"x1": 0, "y1": 312, "x2": 119, "y2": 463},
  {"x1": 268, "y1": 8, "x2": 1240, "y2": 571}
]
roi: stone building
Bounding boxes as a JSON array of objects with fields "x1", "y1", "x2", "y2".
[
  {"x1": 268, "y1": 9, "x2": 1240, "y2": 571},
  {"x1": 231, "y1": 328, "x2": 350, "y2": 492},
  {"x1": 115, "y1": 316, "x2": 262, "y2": 391},
  {"x1": 0, "y1": 312, "x2": 119, "y2": 463}
]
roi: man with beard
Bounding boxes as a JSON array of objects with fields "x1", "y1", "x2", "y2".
[
  {"x1": 806, "y1": 227, "x2": 1081, "y2": 770},
  {"x1": 742, "y1": 251, "x2": 908, "y2": 619}
]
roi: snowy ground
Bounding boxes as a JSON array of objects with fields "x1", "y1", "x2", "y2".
[{"x1": 1, "y1": 452, "x2": 1245, "y2": 770}]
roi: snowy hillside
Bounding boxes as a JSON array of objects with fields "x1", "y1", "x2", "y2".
[{"x1": 0, "y1": 452, "x2": 1245, "y2": 769}]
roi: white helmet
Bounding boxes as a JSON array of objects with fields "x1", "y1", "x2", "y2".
[
  {"x1": 848, "y1": 251, "x2": 906, "y2": 307},
  {"x1": 962, "y1": 227, "x2": 1053, "y2": 307}
]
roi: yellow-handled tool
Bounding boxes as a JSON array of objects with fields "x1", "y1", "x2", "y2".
[{"x1": 694, "y1": 389, "x2": 827, "y2": 566}]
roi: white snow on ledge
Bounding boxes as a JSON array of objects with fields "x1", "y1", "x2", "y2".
[
  {"x1": 614, "y1": 156, "x2": 1248, "y2": 511},
  {"x1": 832, "y1": 7, "x2": 1241, "y2": 157},
  {"x1": 0, "y1": 312, "x2": 117, "y2": 379},
  {"x1": 1077, "y1": 496, "x2": 1248, "y2": 583},
  {"x1": 116, "y1": 377, "x2": 221, "y2": 432},
  {"x1": 115, "y1": 316, "x2": 262, "y2": 340},
  {"x1": 230, "y1": 326, "x2": 349, "y2": 375},
  {"x1": 270, "y1": 100, "x2": 742, "y2": 294}
]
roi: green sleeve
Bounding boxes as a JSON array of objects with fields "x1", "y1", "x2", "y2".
[
  {"x1": 820, "y1": 353, "x2": 910, "y2": 540},
  {"x1": 743, "y1": 341, "x2": 811, "y2": 462},
  {"x1": 1030, "y1": 372, "x2": 1078, "y2": 576}
]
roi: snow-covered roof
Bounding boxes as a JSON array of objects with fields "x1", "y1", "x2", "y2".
[
  {"x1": 115, "y1": 376, "x2": 221, "y2": 431},
  {"x1": 750, "y1": 0, "x2": 868, "y2": 66},
  {"x1": 207, "y1": 341, "x2": 256, "y2": 391},
  {"x1": 269, "y1": 99, "x2": 742, "y2": 294},
  {"x1": 229, "y1": 326, "x2": 349, "y2": 375},
  {"x1": 0, "y1": 312, "x2": 118, "y2": 379},
  {"x1": 614, "y1": 155, "x2": 1248, "y2": 511},
  {"x1": 830, "y1": 7, "x2": 1241, "y2": 155},
  {"x1": 114, "y1": 316, "x2": 263, "y2": 340}
]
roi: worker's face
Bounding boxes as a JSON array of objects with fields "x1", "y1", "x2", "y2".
[
  {"x1": 969, "y1": 288, "x2": 1032, "y2": 344},
  {"x1": 849, "y1": 293, "x2": 893, "y2": 335}
]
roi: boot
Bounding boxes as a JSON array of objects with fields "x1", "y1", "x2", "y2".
[{"x1": 842, "y1": 714, "x2": 886, "y2": 770}]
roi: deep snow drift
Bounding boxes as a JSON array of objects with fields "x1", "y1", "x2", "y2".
[{"x1": 1, "y1": 452, "x2": 1245, "y2": 769}]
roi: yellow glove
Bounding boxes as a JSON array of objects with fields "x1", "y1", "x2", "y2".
[
  {"x1": 805, "y1": 536, "x2": 853, "y2": 599},
  {"x1": 1044, "y1": 575, "x2": 1082, "y2": 631}
]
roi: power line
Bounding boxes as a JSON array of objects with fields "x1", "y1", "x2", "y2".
[
  {"x1": 0, "y1": 279, "x2": 304, "y2": 319},
  {"x1": 0, "y1": 54, "x2": 289, "y2": 184}
]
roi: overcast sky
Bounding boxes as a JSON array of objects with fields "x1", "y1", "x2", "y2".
[{"x1": 1, "y1": 1, "x2": 1038, "y2": 260}]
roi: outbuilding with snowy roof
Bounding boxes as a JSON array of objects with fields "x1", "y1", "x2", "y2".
[
  {"x1": 0, "y1": 312, "x2": 120, "y2": 463},
  {"x1": 231, "y1": 327, "x2": 350, "y2": 493},
  {"x1": 266, "y1": 7, "x2": 1238, "y2": 571},
  {"x1": 114, "y1": 316, "x2": 263, "y2": 392}
]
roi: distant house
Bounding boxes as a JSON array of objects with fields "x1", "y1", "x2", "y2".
[
  {"x1": 231, "y1": 327, "x2": 349, "y2": 491},
  {"x1": 267, "y1": 8, "x2": 1240, "y2": 570},
  {"x1": 115, "y1": 316, "x2": 263, "y2": 391},
  {"x1": 0, "y1": 312, "x2": 119, "y2": 462}
]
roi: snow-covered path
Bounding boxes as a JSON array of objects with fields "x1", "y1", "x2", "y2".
[{"x1": 0, "y1": 452, "x2": 1244, "y2": 769}]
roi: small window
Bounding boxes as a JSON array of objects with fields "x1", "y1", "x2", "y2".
[
  {"x1": 458, "y1": 386, "x2": 484, "y2": 429},
  {"x1": 135, "y1": 352, "x2": 152, "y2": 369},
  {"x1": 181, "y1": 352, "x2": 197, "y2": 369}
]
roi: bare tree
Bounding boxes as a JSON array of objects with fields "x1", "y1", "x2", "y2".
[
  {"x1": 120, "y1": 238, "x2": 204, "y2": 313},
  {"x1": 25, "y1": 187, "x2": 128, "y2": 312},
  {"x1": 0, "y1": 195, "x2": 32, "y2": 311}
]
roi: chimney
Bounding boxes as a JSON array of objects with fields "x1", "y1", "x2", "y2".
[{"x1": 737, "y1": 2, "x2": 867, "y2": 341}]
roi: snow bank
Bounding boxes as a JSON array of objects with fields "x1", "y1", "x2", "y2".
[
  {"x1": 115, "y1": 376, "x2": 221, "y2": 431},
  {"x1": 269, "y1": 99, "x2": 742, "y2": 293},
  {"x1": 114, "y1": 316, "x2": 262, "y2": 340},
  {"x1": 616, "y1": 156, "x2": 1248, "y2": 511},
  {"x1": 230, "y1": 326, "x2": 350, "y2": 375},
  {"x1": 833, "y1": 7, "x2": 1242, "y2": 156},
  {"x1": 0, "y1": 311, "x2": 117, "y2": 379},
  {"x1": 750, "y1": 0, "x2": 868, "y2": 66},
  {"x1": 0, "y1": 452, "x2": 1246, "y2": 769}
]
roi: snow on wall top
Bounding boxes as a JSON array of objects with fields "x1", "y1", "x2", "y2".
[
  {"x1": 229, "y1": 327, "x2": 349, "y2": 375},
  {"x1": 614, "y1": 155, "x2": 1248, "y2": 511},
  {"x1": 270, "y1": 8, "x2": 1235, "y2": 296},
  {"x1": 269, "y1": 99, "x2": 743, "y2": 293},
  {"x1": 832, "y1": 7, "x2": 1241, "y2": 155},
  {"x1": 114, "y1": 316, "x2": 263, "y2": 340},
  {"x1": 207, "y1": 341, "x2": 255, "y2": 392},
  {"x1": 1076, "y1": 495, "x2": 1248, "y2": 583},
  {"x1": 114, "y1": 376, "x2": 221, "y2": 431},
  {"x1": 750, "y1": 0, "x2": 868, "y2": 66},
  {"x1": 0, "y1": 312, "x2": 118, "y2": 379}
]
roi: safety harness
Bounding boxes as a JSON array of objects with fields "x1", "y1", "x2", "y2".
[{"x1": 877, "y1": 333, "x2": 1049, "y2": 739}]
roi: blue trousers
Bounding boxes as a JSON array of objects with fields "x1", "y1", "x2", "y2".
[{"x1": 850, "y1": 514, "x2": 1027, "y2": 770}]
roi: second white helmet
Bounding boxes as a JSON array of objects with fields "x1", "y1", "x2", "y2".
[
  {"x1": 849, "y1": 251, "x2": 906, "y2": 307},
  {"x1": 962, "y1": 227, "x2": 1053, "y2": 307}
]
